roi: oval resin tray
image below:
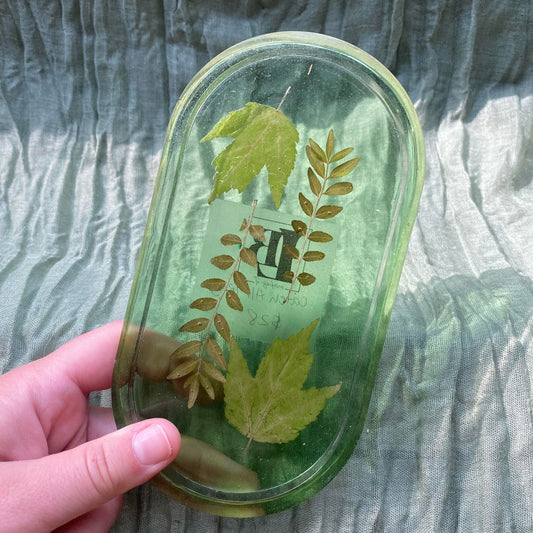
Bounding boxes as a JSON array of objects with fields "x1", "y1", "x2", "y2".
[{"x1": 112, "y1": 31, "x2": 425, "y2": 517}]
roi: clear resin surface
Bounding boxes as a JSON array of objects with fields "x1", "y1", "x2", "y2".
[{"x1": 112, "y1": 32, "x2": 425, "y2": 517}]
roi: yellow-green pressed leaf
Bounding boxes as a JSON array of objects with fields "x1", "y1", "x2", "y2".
[
  {"x1": 211, "y1": 255, "x2": 235, "y2": 270},
  {"x1": 284, "y1": 244, "x2": 300, "y2": 260},
  {"x1": 330, "y1": 146, "x2": 354, "y2": 163},
  {"x1": 297, "y1": 272, "x2": 316, "y2": 286},
  {"x1": 307, "y1": 168, "x2": 322, "y2": 196},
  {"x1": 202, "y1": 102, "x2": 299, "y2": 209},
  {"x1": 224, "y1": 320, "x2": 341, "y2": 446},
  {"x1": 249, "y1": 224, "x2": 266, "y2": 242},
  {"x1": 299, "y1": 192, "x2": 313, "y2": 217},
  {"x1": 305, "y1": 145, "x2": 325, "y2": 178},
  {"x1": 205, "y1": 337, "x2": 227, "y2": 369},
  {"x1": 201, "y1": 278, "x2": 226, "y2": 291},
  {"x1": 201, "y1": 360, "x2": 226, "y2": 382},
  {"x1": 240, "y1": 247, "x2": 258, "y2": 267},
  {"x1": 303, "y1": 250, "x2": 325, "y2": 262},
  {"x1": 316, "y1": 205, "x2": 343, "y2": 219},
  {"x1": 329, "y1": 157, "x2": 360, "y2": 179},
  {"x1": 167, "y1": 358, "x2": 198, "y2": 379},
  {"x1": 179, "y1": 317, "x2": 209, "y2": 333},
  {"x1": 226, "y1": 289, "x2": 243, "y2": 311},
  {"x1": 190, "y1": 297, "x2": 217, "y2": 311},
  {"x1": 170, "y1": 340, "x2": 202, "y2": 360},
  {"x1": 291, "y1": 219, "x2": 307, "y2": 236},
  {"x1": 308, "y1": 230, "x2": 333, "y2": 243},
  {"x1": 214, "y1": 313, "x2": 231, "y2": 343},
  {"x1": 324, "y1": 182, "x2": 353, "y2": 196},
  {"x1": 220, "y1": 233, "x2": 242, "y2": 246},
  {"x1": 326, "y1": 129, "x2": 335, "y2": 160},
  {"x1": 308, "y1": 138, "x2": 327, "y2": 163},
  {"x1": 233, "y1": 270, "x2": 250, "y2": 295}
]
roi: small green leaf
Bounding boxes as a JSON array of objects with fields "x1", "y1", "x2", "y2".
[
  {"x1": 240, "y1": 247, "x2": 258, "y2": 267},
  {"x1": 297, "y1": 272, "x2": 316, "y2": 286},
  {"x1": 307, "y1": 168, "x2": 322, "y2": 196},
  {"x1": 190, "y1": 297, "x2": 217, "y2": 311},
  {"x1": 326, "y1": 130, "x2": 335, "y2": 160},
  {"x1": 305, "y1": 145, "x2": 325, "y2": 178},
  {"x1": 303, "y1": 251, "x2": 325, "y2": 262},
  {"x1": 179, "y1": 318, "x2": 209, "y2": 333},
  {"x1": 226, "y1": 289, "x2": 243, "y2": 311},
  {"x1": 214, "y1": 313, "x2": 231, "y2": 343},
  {"x1": 299, "y1": 192, "x2": 313, "y2": 216},
  {"x1": 291, "y1": 219, "x2": 307, "y2": 236},
  {"x1": 201, "y1": 278, "x2": 226, "y2": 291},
  {"x1": 316, "y1": 205, "x2": 343, "y2": 219},
  {"x1": 308, "y1": 138, "x2": 327, "y2": 163},
  {"x1": 233, "y1": 271, "x2": 250, "y2": 295},
  {"x1": 329, "y1": 157, "x2": 360, "y2": 179},
  {"x1": 308, "y1": 230, "x2": 333, "y2": 243},
  {"x1": 284, "y1": 244, "x2": 300, "y2": 259},
  {"x1": 325, "y1": 182, "x2": 353, "y2": 195},
  {"x1": 330, "y1": 146, "x2": 354, "y2": 163},
  {"x1": 221, "y1": 234, "x2": 242, "y2": 246},
  {"x1": 211, "y1": 255, "x2": 235, "y2": 270}
]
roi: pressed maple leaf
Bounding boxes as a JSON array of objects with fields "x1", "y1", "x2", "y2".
[
  {"x1": 224, "y1": 319, "x2": 341, "y2": 452},
  {"x1": 201, "y1": 102, "x2": 299, "y2": 209}
]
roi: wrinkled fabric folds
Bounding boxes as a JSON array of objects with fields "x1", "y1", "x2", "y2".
[{"x1": 1, "y1": 1, "x2": 533, "y2": 531}]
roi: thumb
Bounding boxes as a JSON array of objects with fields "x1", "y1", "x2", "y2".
[{"x1": 1, "y1": 419, "x2": 180, "y2": 533}]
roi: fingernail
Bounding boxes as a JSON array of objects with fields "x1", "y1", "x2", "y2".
[{"x1": 132, "y1": 424, "x2": 172, "y2": 465}]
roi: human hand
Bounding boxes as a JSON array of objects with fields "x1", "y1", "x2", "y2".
[{"x1": 0, "y1": 321, "x2": 181, "y2": 533}]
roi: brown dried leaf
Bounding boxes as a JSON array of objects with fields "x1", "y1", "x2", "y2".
[
  {"x1": 329, "y1": 157, "x2": 359, "y2": 179},
  {"x1": 308, "y1": 230, "x2": 333, "y2": 243},
  {"x1": 240, "y1": 247, "x2": 258, "y2": 267},
  {"x1": 326, "y1": 129, "x2": 335, "y2": 160},
  {"x1": 316, "y1": 205, "x2": 343, "y2": 219},
  {"x1": 330, "y1": 146, "x2": 354, "y2": 163},
  {"x1": 299, "y1": 192, "x2": 313, "y2": 217},
  {"x1": 170, "y1": 340, "x2": 202, "y2": 360},
  {"x1": 206, "y1": 337, "x2": 227, "y2": 369},
  {"x1": 198, "y1": 373, "x2": 215, "y2": 400},
  {"x1": 307, "y1": 168, "x2": 322, "y2": 196},
  {"x1": 226, "y1": 289, "x2": 243, "y2": 311},
  {"x1": 325, "y1": 182, "x2": 353, "y2": 195},
  {"x1": 291, "y1": 219, "x2": 307, "y2": 236},
  {"x1": 214, "y1": 313, "x2": 230, "y2": 343},
  {"x1": 233, "y1": 270, "x2": 250, "y2": 295},
  {"x1": 303, "y1": 250, "x2": 325, "y2": 262},
  {"x1": 167, "y1": 358, "x2": 198, "y2": 379},
  {"x1": 297, "y1": 272, "x2": 316, "y2": 286},
  {"x1": 190, "y1": 297, "x2": 217, "y2": 311},
  {"x1": 201, "y1": 278, "x2": 226, "y2": 291},
  {"x1": 284, "y1": 244, "x2": 300, "y2": 259},
  {"x1": 240, "y1": 218, "x2": 247, "y2": 231},
  {"x1": 220, "y1": 233, "x2": 242, "y2": 246},
  {"x1": 249, "y1": 224, "x2": 266, "y2": 242},
  {"x1": 201, "y1": 360, "x2": 226, "y2": 382},
  {"x1": 305, "y1": 145, "x2": 325, "y2": 178},
  {"x1": 308, "y1": 138, "x2": 327, "y2": 163},
  {"x1": 283, "y1": 271, "x2": 294, "y2": 282},
  {"x1": 211, "y1": 255, "x2": 235, "y2": 270},
  {"x1": 186, "y1": 375, "x2": 200, "y2": 408},
  {"x1": 179, "y1": 317, "x2": 209, "y2": 333}
]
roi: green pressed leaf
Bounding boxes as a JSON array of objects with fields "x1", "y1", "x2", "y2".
[
  {"x1": 202, "y1": 102, "x2": 299, "y2": 208},
  {"x1": 224, "y1": 320, "x2": 341, "y2": 446},
  {"x1": 214, "y1": 313, "x2": 231, "y2": 343},
  {"x1": 299, "y1": 192, "x2": 313, "y2": 216},
  {"x1": 305, "y1": 145, "x2": 325, "y2": 178},
  {"x1": 307, "y1": 168, "x2": 322, "y2": 196},
  {"x1": 308, "y1": 230, "x2": 332, "y2": 243},
  {"x1": 326, "y1": 129, "x2": 335, "y2": 160},
  {"x1": 226, "y1": 289, "x2": 243, "y2": 311},
  {"x1": 211, "y1": 255, "x2": 235, "y2": 270},
  {"x1": 291, "y1": 219, "x2": 307, "y2": 236},
  {"x1": 201, "y1": 278, "x2": 226, "y2": 291},
  {"x1": 221, "y1": 234, "x2": 242, "y2": 246},
  {"x1": 325, "y1": 182, "x2": 353, "y2": 195},
  {"x1": 330, "y1": 146, "x2": 354, "y2": 163},
  {"x1": 284, "y1": 244, "x2": 300, "y2": 259},
  {"x1": 190, "y1": 297, "x2": 217, "y2": 311},
  {"x1": 303, "y1": 250, "x2": 325, "y2": 262},
  {"x1": 233, "y1": 270, "x2": 250, "y2": 295},
  {"x1": 179, "y1": 318, "x2": 209, "y2": 333},
  {"x1": 329, "y1": 157, "x2": 360, "y2": 178},
  {"x1": 240, "y1": 247, "x2": 258, "y2": 267},
  {"x1": 297, "y1": 272, "x2": 316, "y2": 286},
  {"x1": 316, "y1": 205, "x2": 343, "y2": 219}
]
